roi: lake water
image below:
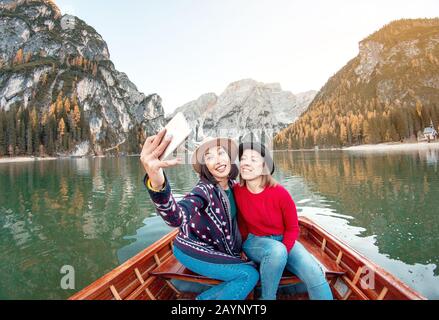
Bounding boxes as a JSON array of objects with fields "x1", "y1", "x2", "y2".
[{"x1": 0, "y1": 150, "x2": 438, "y2": 299}]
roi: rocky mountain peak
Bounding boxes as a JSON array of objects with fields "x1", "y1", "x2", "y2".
[
  {"x1": 221, "y1": 79, "x2": 282, "y2": 99},
  {"x1": 0, "y1": 0, "x2": 165, "y2": 156},
  {"x1": 275, "y1": 18, "x2": 439, "y2": 150},
  {"x1": 168, "y1": 78, "x2": 316, "y2": 148}
]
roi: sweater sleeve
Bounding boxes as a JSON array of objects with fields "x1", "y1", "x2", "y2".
[
  {"x1": 144, "y1": 173, "x2": 206, "y2": 228},
  {"x1": 280, "y1": 188, "x2": 300, "y2": 253}
]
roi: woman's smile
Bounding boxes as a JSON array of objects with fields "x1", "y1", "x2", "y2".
[{"x1": 215, "y1": 164, "x2": 227, "y2": 173}]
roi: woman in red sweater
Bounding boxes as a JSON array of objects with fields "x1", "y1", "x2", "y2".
[{"x1": 234, "y1": 141, "x2": 333, "y2": 300}]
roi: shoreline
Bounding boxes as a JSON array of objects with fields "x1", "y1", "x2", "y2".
[
  {"x1": 0, "y1": 156, "x2": 58, "y2": 164},
  {"x1": 273, "y1": 141, "x2": 439, "y2": 152},
  {"x1": 2, "y1": 141, "x2": 439, "y2": 164},
  {"x1": 342, "y1": 141, "x2": 439, "y2": 152},
  {"x1": 0, "y1": 154, "x2": 137, "y2": 164},
  {"x1": 0, "y1": 154, "x2": 140, "y2": 164}
]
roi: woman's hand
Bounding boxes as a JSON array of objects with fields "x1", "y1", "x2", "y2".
[
  {"x1": 140, "y1": 128, "x2": 182, "y2": 189},
  {"x1": 240, "y1": 251, "x2": 249, "y2": 261}
]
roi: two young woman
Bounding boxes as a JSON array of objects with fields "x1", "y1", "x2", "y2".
[{"x1": 140, "y1": 129, "x2": 332, "y2": 300}]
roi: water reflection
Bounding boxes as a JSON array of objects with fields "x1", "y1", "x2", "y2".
[
  {"x1": 117, "y1": 216, "x2": 173, "y2": 263},
  {"x1": 0, "y1": 158, "x2": 154, "y2": 299},
  {"x1": 116, "y1": 163, "x2": 200, "y2": 263},
  {"x1": 420, "y1": 149, "x2": 439, "y2": 167},
  {"x1": 1, "y1": 153, "x2": 438, "y2": 299},
  {"x1": 274, "y1": 150, "x2": 439, "y2": 298}
]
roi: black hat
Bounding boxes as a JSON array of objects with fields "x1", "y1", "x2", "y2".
[{"x1": 238, "y1": 142, "x2": 275, "y2": 175}]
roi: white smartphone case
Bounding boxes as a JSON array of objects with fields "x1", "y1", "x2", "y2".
[{"x1": 159, "y1": 112, "x2": 192, "y2": 161}]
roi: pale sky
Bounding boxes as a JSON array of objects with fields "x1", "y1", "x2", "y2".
[{"x1": 55, "y1": 0, "x2": 438, "y2": 115}]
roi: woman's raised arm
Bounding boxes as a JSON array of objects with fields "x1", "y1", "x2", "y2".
[{"x1": 140, "y1": 128, "x2": 182, "y2": 189}]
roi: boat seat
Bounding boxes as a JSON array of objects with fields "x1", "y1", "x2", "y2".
[{"x1": 150, "y1": 250, "x2": 345, "y2": 287}]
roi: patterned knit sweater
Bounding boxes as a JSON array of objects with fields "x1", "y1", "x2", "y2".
[{"x1": 144, "y1": 174, "x2": 244, "y2": 264}]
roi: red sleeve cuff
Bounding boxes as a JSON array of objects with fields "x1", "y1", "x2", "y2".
[
  {"x1": 283, "y1": 240, "x2": 295, "y2": 253},
  {"x1": 282, "y1": 231, "x2": 299, "y2": 253}
]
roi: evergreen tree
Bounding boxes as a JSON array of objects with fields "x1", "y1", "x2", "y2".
[
  {"x1": 64, "y1": 98, "x2": 71, "y2": 113},
  {"x1": 30, "y1": 107, "x2": 40, "y2": 154},
  {"x1": 43, "y1": 115, "x2": 56, "y2": 155},
  {"x1": 56, "y1": 92, "x2": 64, "y2": 114},
  {"x1": 26, "y1": 123, "x2": 33, "y2": 155},
  {"x1": 72, "y1": 104, "x2": 81, "y2": 126},
  {"x1": 58, "y1": 118, "x2": 66, "y2": 150},
  {"x1": 49, "y1": 116, "x2": 56, "y2": 154},
  {"x1": 17, "y1": 109, "x2": 26, "y2": 155},
  {"x1": 0, "y1": 111, "x2": 5, "y2": 156},
  {"x1": 6, "y1": 109, "x2": 16, "y2": 156}
]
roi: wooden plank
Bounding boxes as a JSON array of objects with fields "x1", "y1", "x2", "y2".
[
  {"x1": 352, "y1": 266, "x2": 364, "y2": 285},
  {"x1": 70, "y1": 229, "x2": 178, "y2": 300},
  {"x1": 110, "y1": 285, "x2": 122, "y2": 300},
  {"x1": 154, "y1": 254, "x2": 161, "y2": 266},
  {"x1": 165, "y1": 280, "x2": 182, "y2": 296},
  {"x1": 321, "y1": 238, "x2": 327, "y2": 251},
  {"x1": 378, "y1": 287, "x2": 389, "y2": 300},
  {"x1": 341, "y1": 275, "x2": 369, "y2": 300},
  {"x1": 111, "y1": 271, "x2": 141, "y2": 300},
  {"x1": 152, "y1": 252, "x2": 340, "y2": 289},
  {"x1": 157, "y1": 286, "x2": 176, "y2": 300},
  {"x1": 125, "y1": 276, "x2": 157, "y2": 300},
  {"x1": 147, "y1": 277, "x2": 168, "y2": 299},
  {"x1": 71, "y1": 217, "x2": 427, "y2": 300},
  {"x1": 299, "y1": 236, "x2": 345, "y2": 275},
  {"x1": 117, "y1": 278, "x2": 141, "y2": 300},
  {"x1": 336, "y1": 251, "x2": 343, "y2": 265},
  {"x1": 135, "y1": 268, "x2": 145, "y2": 284},
  {"x1": 299, "y1": 217, "x2": 426, "y2": 300},
  {"x1": 145, "y1": 288, "x2": 156, "y2": 300},
  {"x1": 158, "y1": 246, "x2": 173, "y2": 262}
]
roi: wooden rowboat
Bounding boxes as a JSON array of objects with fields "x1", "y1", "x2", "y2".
[{"x1": 69, "y1": 216, "x2": 426, "y2": 300}]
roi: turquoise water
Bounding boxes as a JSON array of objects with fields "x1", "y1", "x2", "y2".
[{"x1": 0, "y1": 150, "x2": 438, "y2": 299}]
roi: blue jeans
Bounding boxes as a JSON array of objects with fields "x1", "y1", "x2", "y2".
[
  {"x1": 242, "y1": 234, "x2": 333, "y2": 300},
  {"x1": 173, "y1": 246, "x2": 259, "y2": 300}
]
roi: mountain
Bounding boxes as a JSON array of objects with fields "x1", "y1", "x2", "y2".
[
  {"x1": 274, "y1": 18, "x2": 439, "y2": 150},
  {"x1": 0, "y1": 0, "x2": 165, "y2": 156},
  {"x1": 168, "y1": 79, "x2": 316, "y2": 148}
]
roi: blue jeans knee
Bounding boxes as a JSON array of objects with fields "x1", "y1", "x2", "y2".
[{"x1": 173, "y1": 246, "x2": 259, "y2": 300}]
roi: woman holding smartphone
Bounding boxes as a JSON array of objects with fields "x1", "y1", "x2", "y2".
[{"x1": 140, "y1": 129, "x2": 259, "y2": 300}]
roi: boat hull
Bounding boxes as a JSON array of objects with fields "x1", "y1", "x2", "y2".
[{"x1": 69, "y1": 217, "x2": 426, "y2": 300}]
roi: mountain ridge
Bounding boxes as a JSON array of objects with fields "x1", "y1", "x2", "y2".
[
  {"x1": 167, "y1": 78, "x2": 316, "y2": 147},
  {"x1": 0, "y1": 0, "x2": 165, "y2": 156},
  {"x1": 275, "y1": 18, "x2": 439, "y2": 150}
]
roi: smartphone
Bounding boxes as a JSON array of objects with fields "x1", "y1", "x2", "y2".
[{"x1": 159, "y1": 112, "x2": 192, "y2": 161}]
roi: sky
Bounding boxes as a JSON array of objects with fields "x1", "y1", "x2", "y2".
[{"x1": 55, "y1": 0, "x2": 438, "y2": 115}]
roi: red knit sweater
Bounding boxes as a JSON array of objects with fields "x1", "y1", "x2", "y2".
[{"x1": 234, "y1": 184, "x2": 300, "y2": 252}]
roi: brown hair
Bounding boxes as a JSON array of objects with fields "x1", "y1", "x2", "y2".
[{"x1": 239, "y1": 163, "x2": 278, "y2": 188}]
